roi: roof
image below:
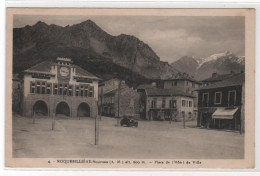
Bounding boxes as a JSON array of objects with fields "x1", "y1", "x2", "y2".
[
  {"x1": 24, "y1": 61, "x2": 53, "y2": 74},
  {"x1": 104, "y1": 89, "x2": 118, "y2": 96},
  {"x1": 202, "y1": 73, "x2": 241, "y2": 82},
  {"x1": 163, "y1": 73, "x2": 201, "y2": 84},
  {"x1": 145, "y1": 88, "x2": 195, "y2": 98},
  {"x1": 136, "y1": 84, "x2": 156, "y2": 90},
  {"x1": 198, "y1": 73, "x2": 244, "y2": 90},
  {"x1": 24, "y1": 61, "x2": 100, "y2": 80},
  {"x1": 72, "y1": 64, "x2": 101, "y2": 80}
]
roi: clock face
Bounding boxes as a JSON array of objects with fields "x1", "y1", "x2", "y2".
[{"x1": 59, "y1": 67, "x2": 69, "y2": 77}]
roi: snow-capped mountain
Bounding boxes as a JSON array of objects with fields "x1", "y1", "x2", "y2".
[{"x1": 171, "y1": 51, "x2": 245, "y2": 80}]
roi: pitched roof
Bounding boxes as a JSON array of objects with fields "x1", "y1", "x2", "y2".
[
  {"x1": 202, "y1": 73, "x2": 241, "y2": 82},
  {"x1": 163, "y1": 72, "x2": 201, "y2": 84},
  {"x1": 145, "y1": 88, "x2": 195, "y2": 98},
  {"x1": 199, "y1": 73, "x2": 244, "y2": 90},
  {"x1": 24, "y1": 61, "x2": 53, "y2": 74},
  {"x1": 24, "y1": 61, "x2": 100, "y2": 80},
  {"x1": 136, "y1": 84, "x2": 156, "y2": 90},
  {"x1": 72, "y1": 64, "x2": 101, "y2": 80},
  {"x1": 104, "y1": 89, "x2": 118, "y2": 95}
]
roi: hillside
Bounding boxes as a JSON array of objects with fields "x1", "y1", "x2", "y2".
[{"x1": 13, "y1": 20, "x2": 177, "y2": 86}]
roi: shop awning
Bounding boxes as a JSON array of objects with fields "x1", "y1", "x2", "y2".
[{"x1": 212, "y1": 107, "x2": 238, "y2": 119}]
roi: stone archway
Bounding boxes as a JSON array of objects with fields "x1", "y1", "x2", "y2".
[
  {"x1": 33, "y1": 100, "x2": 48, "y2": 116},
  {"x1": 77, "y1": 102, "x2": 90, "y2": 117},
  {"x1": 56, "y1": 101, "x2": 70, "y2": 117}
]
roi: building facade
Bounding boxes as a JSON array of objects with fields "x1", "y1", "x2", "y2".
[
  {"x1": 197, "y1": 73, "x2": 245, "y2": 132},
  {"x1": 12, "y1": 74, "x2": 23, "y2": 113},
  {"x1": 22, "y1": 58, "x2": 100, "y2": 118},
  {"x1": 162, "y1": 73, "x2": 201, "y2": 118},
  {"x1": 99, "y1": 79, "x2": 140, "y2": 118},
  {"x1": 143, "y1": 88, "x2": 195, "y2": 121}
]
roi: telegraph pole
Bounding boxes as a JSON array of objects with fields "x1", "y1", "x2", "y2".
[
  {"x1": 52, "y1": 112, "x2": 55, "y2": 130},
  {"x1": 117, "y1": 80, "x2": 122, "y2": 126},
  {"x1": 95, "y1": 100, "x2": 99, "y2": 145},
  {"x1": 183, "y1": 112, "x2": 186, "y2": 128}
]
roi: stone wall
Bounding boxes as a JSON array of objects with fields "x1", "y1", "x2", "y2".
[{"x1": 113, "y1": 86, "x2": 140, "y2": 118}]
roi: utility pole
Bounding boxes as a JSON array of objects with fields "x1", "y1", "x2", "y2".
[
  {"x1": 52, "y1": 112, "x2": 55, "y2": 130},
  {"x1": 100, "y1": 87, "x2": 103, "y2": 120},
  {"x1": 183, "y1": 112, "x2": 186, "y2": 128},
  {"x1": 33, "y1": 112, "x2": 35, "y2": 124},
  {"x1": 95, "y1": 100, "x2": 99, "y2": 145},
  {"x1": 117, "y1": 80, "x2": 122, "y2": 126}
]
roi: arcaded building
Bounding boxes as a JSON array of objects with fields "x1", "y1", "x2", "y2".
[{"x1": 21, "y1": 58, "x2": 100, "y2": 118}]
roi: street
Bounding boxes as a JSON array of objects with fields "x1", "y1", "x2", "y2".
[{"x1": 12, "y1": 114, "x2": 244, "y2": 159}]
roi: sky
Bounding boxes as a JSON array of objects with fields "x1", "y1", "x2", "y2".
[{"x1": 14, "y1": 15, "x2": 245, "y2": 63}]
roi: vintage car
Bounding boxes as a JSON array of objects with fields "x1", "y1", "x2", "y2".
[{"x1": 120, "y1": 117, "x2": 138, "y2": 127}]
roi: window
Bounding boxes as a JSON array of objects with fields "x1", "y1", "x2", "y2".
[
  {"x1": 75, "y1": 86, "x2": 79, "y2": 96},
  {"x1": 151, "y1": 98, "x2": 157, "y2": 108},
  {"x1": 186, "y1": 81, "x2": 189, "y2": 86},
  {"x1": 182, "y1": 100, "x2": 186, "y2": 107},
  {"x1": 228, "y1": 90, "x2": 236, "y2": 106},
  {"x1": 189, "y1": 101, "x2": 192, "y2": 107},
  {"x1": 172, "y1": 81, "x2": 177, "y2": 86},
  {"x1": 202, "y1": 93, "x2": 209, "y2": 107},
  {"x1": 53, "y1": 84, "x2": 58, "y2": 95},
  {"x1": 41, "y1": 82, "x2": 46, "y2": 94},
  {"x1": 169, "y1": 100, "x2": 176, "y2": 108},
  {"x1": 214, "y1": 92, "x2": 222, "y2": 104},
  {"x1": 30, "y1": 82, "x2": 35, "y2": 93},
  {"x1": 84, "y1": 86, "x2": 88, "y2": 97},
  {"x1": 189, "y1": 112, "x2": 192, "y2": 118},
  {"x1": 46, "y1": 83, "x2": 51, "y2": 94},
  {"x1": 68, "y1": 85, "x2": 73, "y2": 96},
  {"x1": 162, "y1": 98, "x2": 166, "y2": 108},
  {"x1": 182, "y1": 111, "x2": 185, "y2": 118},
  {"x1": 192, "y1": 83, "x2": 195, "y2": 88},
  {"x1": 111, "y1": 97, "x2": 114, "y2": 104},
  {"x1": 63, "y1": 84, "x2": 68, "y2": 96},
  {"x1": 88, "y1": 87, "x2": 93, "y2": 97},
  {"x1": 186, "y1": 100, "x2": 189, "y2": 107},
  {"x1": 36, "y1": 82, "x2": 41, "y2": 93},
  {"x1": 80, "y1": 85, "x2": 84, "y2": 97},
  {"x1": 59, "y1": 84, "x2": 63, "y2": 95}
]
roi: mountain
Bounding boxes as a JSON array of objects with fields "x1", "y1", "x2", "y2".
[
  {"x1": 13, "y1": 20, "x2": 177, "y2": 86},
  {"x1": 171, "y1": 56, "x2": 199, "y2": 77},
  {"x1": 171, "y1": 51, "x2": 245, "y2": 80}
]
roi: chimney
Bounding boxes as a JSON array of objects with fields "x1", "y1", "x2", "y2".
[{"x1": 212, "y1": 73, "x2": 218, "y2": 78}]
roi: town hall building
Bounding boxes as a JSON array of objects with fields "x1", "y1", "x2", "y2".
[{"x1": 21, "y1": 57, "x2": 100, "y2": 118}]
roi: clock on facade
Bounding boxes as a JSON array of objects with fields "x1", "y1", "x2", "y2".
[{"x1": 59, "y1": 67, "x2": 69, "y2": 77}]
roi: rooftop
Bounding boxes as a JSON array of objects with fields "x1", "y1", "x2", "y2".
[
  {"x1": 104, "y1": 89, "x2": 118, "y2": 95},
  {"x1": 198, "y1": 73, "x2": 244, "y2": 90},
  {"x1": 202, "y1": 72, "x2": 242, "y2": 82},
  {"x1": 145, "y1": 88, "x2": 195, "y2": 98},
  {"x1": 24, "y1": 60, "x2": 100, "y2": 80},
  {"x1": 163, "y1": 72, "x2": 201, "y2": 84}
]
